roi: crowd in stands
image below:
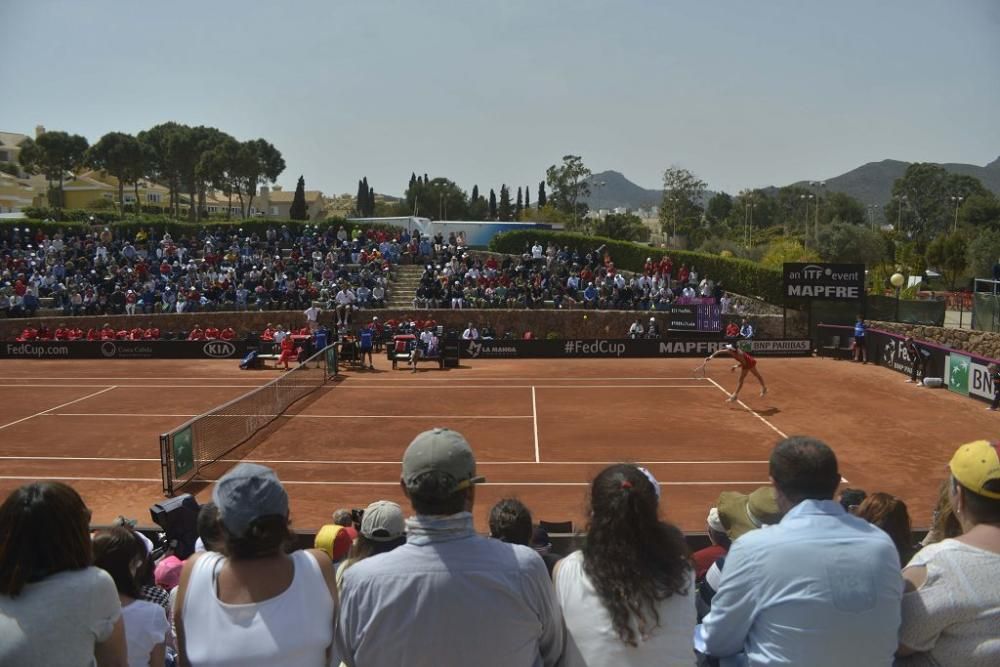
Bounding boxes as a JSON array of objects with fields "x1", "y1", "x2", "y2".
[
  {"x1": 2, "y1": 432, "x2": 998, "y2": 667},
  {"x1": 0, "y1": 223, "x2": 398, "y2": 318},
  {"x1": 14, "y1": 322, "x2": 241, "y2": 342},
  {"x1": 413, "y1": 237, "x2": 731, "y2": 311}
]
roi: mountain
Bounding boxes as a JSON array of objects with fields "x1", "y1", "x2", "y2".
[
  {"x1": 583, "y1": 170, "x2": 662, "y2": 210},
  {"x1": 788, "y1": 156, "x2": 1000, "y2": 207}
]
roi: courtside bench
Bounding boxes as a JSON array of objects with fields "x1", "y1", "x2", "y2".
[{"x1": 387, "y1": 334, "x2": 444, "y2": 370}]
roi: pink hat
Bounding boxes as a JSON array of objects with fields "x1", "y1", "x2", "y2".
[{"x1": 154, "y1": 554, "x2": 183, "y2": 591}]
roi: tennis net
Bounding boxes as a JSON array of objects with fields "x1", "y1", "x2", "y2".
[{"x1": 159, "y1": 343, "x2": 338, "y2": 495}]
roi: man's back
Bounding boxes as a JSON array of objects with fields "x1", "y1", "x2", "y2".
[
  {"x1": 702, "y1": 499, "x2": 903, "y2": 666},
  {"x1": 336, "y1": 514, "x2": 562, "y2": 667}
]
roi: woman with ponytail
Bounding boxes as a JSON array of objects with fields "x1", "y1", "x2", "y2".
[{"x1": 554, "y1": 463, "x2": 695, "y2": 666}]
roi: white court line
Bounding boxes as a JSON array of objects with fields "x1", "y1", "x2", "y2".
[
  {"x1": 706, "y1": 377, "x2": 788, "y2": 439},
  {"x1": 2, "y1": 383, "x2": 713, "y2": 390},
  {"x1": 532, "y1": 386, "x2": 540, "y2": 463},
  {"x1": 0, "y1": 386, "x2": 117, "y2": 432},
  {"x1": 0, "y1": 384, "x2": 267, "y2": 388},
  {"x1": 334, "y1": 384, "x2": 714, "y2": 389},
  {"x1": 0, "y1": 456, "x2": 770, "y2": 465},
  {"x1": 342, "y1": 376, "x2": 707, "y2": 381},
  {"x1": 703, "y1": 377, "x2": 851, "y2": 483},
  {"x1": 50, "y1": 413, "x2": 534, "y2": 419},
  {"x1": 0, "y1": 375, "x2": 702, "y2": 382},
  {"x1": 0, "y1": 475, "x2": 770, "y2": 487}
]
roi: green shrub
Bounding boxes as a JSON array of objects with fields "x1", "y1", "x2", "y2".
[
  {"x1": 489, "y1": 229, "x2": 783, "y2": 304},
  {"x1": 0, "y1": 214, "x2": 410, "y2": 243}
]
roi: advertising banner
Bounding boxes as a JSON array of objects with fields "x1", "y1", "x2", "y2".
[
  {"x1": 0, "y1": 340, "x2": 250, "y2": 360},
  {"x1": 947, "y1": 352, "x2": 971, "y2": 396},
  {"x1": 783, "y1": 263, "x2": 865, "y2": 301},
  {"x1": 460, "y1": 338, "x2": 812, "y2": 359}
]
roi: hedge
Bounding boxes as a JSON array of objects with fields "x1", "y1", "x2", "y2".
[
  {"x1": 489, "y1": 229, "x2": 784, "y2": 304},
  {"x1": 1, "y1": 216, "x2": 408, "y2": 241}
]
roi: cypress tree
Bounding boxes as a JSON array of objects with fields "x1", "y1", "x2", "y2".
[
  {"x1": 290, "y1": 175, "x2": 309, "y2": 220},
  {"x1": 368, "y1": 187, "x2": 375, "y2": 216},
  {"x1": 525, "y1": 186, "x2": 530, "y2": 209},
  {"x1": 538, "y1": 181, "x2": 547, "y2": 208},
  {"x1": 357, "y1": 179, "x2": 366, "y2": 216},
  {"x1": 499, "y1": 185, "x2": 512, "y2": 222},
  {"x1": 489, "y1": 189, "x2": 497, "y2": 219},
  {"x1": 515, "y1": 187, "x2": 523, "y2": 220},
  {"x1": 471, "y1": 184, "x2": 479, "y2": 202}
]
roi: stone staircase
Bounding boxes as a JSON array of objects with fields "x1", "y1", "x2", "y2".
[{"x1": 386, "y1": 264, "x2": 423, "y2": 309}]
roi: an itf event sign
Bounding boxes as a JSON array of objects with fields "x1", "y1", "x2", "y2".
[{"x1": 783, "y1": 263, "x2": 865, "y2": 301}]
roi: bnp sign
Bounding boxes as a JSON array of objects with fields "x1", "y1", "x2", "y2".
[{"x1": 783, "y1": 263, "x2": 865, "y2": 301}]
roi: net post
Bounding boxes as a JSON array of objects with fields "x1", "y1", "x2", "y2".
[{"x1": 159, "y1": 433, "x2": 173, "y2": 497}]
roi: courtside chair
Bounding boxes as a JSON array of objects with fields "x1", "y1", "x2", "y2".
[{"x1": 538, "y1": 520, "x2": 574, "y2": 534}]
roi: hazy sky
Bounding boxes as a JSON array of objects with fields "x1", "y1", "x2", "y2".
[{"x1": 2, "y1": 0, "x2": 998, "y2": 197}]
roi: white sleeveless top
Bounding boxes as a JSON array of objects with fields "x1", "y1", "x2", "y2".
[
  {"x1": 181, "y1": 550, "x2": 335, "y2": 667},
  {"x1": 555, "y1": 550, "x2": 696, "y2": 667}
]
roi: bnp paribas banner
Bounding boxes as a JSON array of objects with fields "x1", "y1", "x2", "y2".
[
  {"x1": 948, "y1": 352, "x2": 971, "y2": 396},
  {"x1": 946, "y1": 352, "x2": 996, "y2": 400}
]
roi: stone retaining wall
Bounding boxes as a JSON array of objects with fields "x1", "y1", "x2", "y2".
[
  {"x1": 0, "y1": 308, "x2": 801, "y2": 341},
  {"x1": 872, "y1": 321, "x2": 1000, "y2": 361}
]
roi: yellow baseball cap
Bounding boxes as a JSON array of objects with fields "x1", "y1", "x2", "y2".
[{"x1": 949, "y1": 440, "x2": 1000, "y2": 500}]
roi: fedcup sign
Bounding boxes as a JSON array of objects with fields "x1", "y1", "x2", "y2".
[
  {"x1": 563, "y1": 339, "x2": 627, "y2": 357},
  {"x1": 783, "y1": 263, "x2": 865, "y2": 301}
]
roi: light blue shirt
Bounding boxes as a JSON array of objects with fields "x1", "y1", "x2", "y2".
[
  {"x1": 336, "y1": 512, "x2": 563, "y2": 667},
  {"x1": 701, "y1": 499, "x2": 903, "y2": 666}
]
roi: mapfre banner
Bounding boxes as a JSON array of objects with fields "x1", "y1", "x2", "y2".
[
  {"x1": 460, "y1": 338, "x2": 812, "y2": 359},
  {"x1": 783, "y1": 263, "x2": 865, "y2": 301}
]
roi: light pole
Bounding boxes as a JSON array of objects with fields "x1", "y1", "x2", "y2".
[
  {"x1": 742, "y1": 194, "x2": 755, "y2": 248},
  {"x1": 867, "y1": 204, "x2": 880, "y2": 232},
  {"x1": 800, "y1": 193, "x2": 815, "y2": 243},
  {"x1": 890, "y1": 272, "x2": 905, "y2": 322},
  {"x1": 950, "y1": 195, "x2": 964, "y2": 232},
  {"x1": 668, "y1": 196, "x2": 679, "y2": 240},
  {"x1": 895, "y1": 194, "x2": 907, "y2": 234},
  {"x1": 810, "y1": 181, "x2": 825, "y2": 244}
]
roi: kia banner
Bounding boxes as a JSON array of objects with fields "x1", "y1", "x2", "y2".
[{"x1": 0, "y1": 340, "x2": 251, "y2": 359}]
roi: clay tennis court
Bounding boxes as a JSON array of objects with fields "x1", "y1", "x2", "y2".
[{"x1": 0, "y1": 356, "x2": 993, "y2": 532}]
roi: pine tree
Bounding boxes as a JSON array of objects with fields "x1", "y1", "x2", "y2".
[
  {"x1": 538, "y1": 181, "x2": 547, "y2": 208},
  {"x1": 515, "y1": 187, "x2": 523, "y2": 220},
  {"x1": 290, "y1": 175, "x2": 309, "y2": 220},
  {"x1": 409, "y1": 173, "x2": 417, "y2": 192},
  {"x1": 499, "y1": 185, "x2": 513, "y2": 221},
  {"x1": 368, "y1": 187, "x2": 375, "y2": 216},
  {"x1": 525, "y1": 186, "x2": 530, "y2": 209},
  {"x1": 489, "y1": 189, "x2": 497, "y2": 219}
]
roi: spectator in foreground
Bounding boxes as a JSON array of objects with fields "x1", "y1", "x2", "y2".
[
  {"x1": 837, "y1": 487, "x2": 867, "y2": 514},
  {"x1": 336, "y1": 427, "x2": 563, "y2": 666},
  {"x1": 489, "y1": 498, "x2": 563, "y2": 576},
  {"x1": 0, "y1": 481, "x2": 127, "y2": 667},
  {"x1": 691, "y1": 507, "x2": 730, "y2": 582},
  {"x1": 699, "y1": 436, "x2": 903, "y2": 666},
  {"x1": 175, "y1": 463, "x2": 337, "y2": 666},
  {"x1": 93, "y1": 527, "x2": 170, "y2": 667},
  {"x1": 555, "y1": 464, "x2": 694, "y2": 666},
  {"x1": 331, "y1": 508, "x2": 360, "y2": 541},
  {"x1": 855, "y1": 492, "x2": 916, "y2": 566},
  {"x1": 194, "y1": 502, "x2": 224, "y2": 553},
  {"x1": 336, "y1": 500, "x2": 406, "y2": 588},
  {"x1": 919, "y1": 479, "x2": 963, "y2": 548},
  {"x1": 897, "y1": 440, "x2": 1000, "y2": 666}
]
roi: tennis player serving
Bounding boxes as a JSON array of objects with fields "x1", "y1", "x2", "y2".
[{"x1": 704, "y1": 344, "x2": 768, "y2": 403}]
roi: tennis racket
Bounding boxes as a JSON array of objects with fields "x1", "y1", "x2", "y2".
[{"x1": 692, "y1": 361, "x2": 709, "y2": 378}]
